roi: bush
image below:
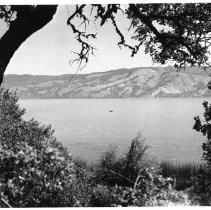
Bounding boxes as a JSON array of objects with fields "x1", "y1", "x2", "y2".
[
  {"x1": 0, "y1": 88, "x2": 56, "y2": 150},
  {"x1": 0, "y1": 142, "x2": 77, "y2": 207},
  {"x1": 90, "y1": 167, "x2": 190, "y2": 207},
  {"x1": 91, "y1": 133, "x2": 190, "y2": 206},
  {"x1": 193, "y1": 101, "x2": 211, "y2": 165},
  {"x1": 93, "y1": 133, "x2": 153, "y2": 187},
  {"x1": 89, "y1": 185, "x2": 117, "y2": 207},
  {"x1": 0, "y1": 88, "x2": 193, "y2": 207},
  {"x1": 0, "y1": 88, "x2": 83, "y2": 207},
  {"x1": 191, "y1": 100, "x2": 211, "y2": 205},
  {"x1": 188, "y1": 167, "x2": 211, "y2": 205},
  {"x1": 110, "y1": 166, "x2": 190, "y2": 206},
  {"x1": 160, "y1": 161, "x2": 206, "y2": 190}
]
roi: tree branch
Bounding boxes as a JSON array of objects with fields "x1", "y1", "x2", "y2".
[{"x1": 0, "y1": 5, "x2": 58, "y2": 85}]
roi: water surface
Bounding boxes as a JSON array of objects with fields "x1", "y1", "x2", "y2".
[{"x1": 19, "y1": 98, "x2": 208, "y2": 163}]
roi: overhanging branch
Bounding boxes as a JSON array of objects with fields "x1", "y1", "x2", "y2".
[{"x1": 0, "y1": 5, "x2": 58, "y2": 85}]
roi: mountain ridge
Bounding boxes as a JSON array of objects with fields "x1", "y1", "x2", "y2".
[{"x1": 3, "y1": 66, "x2": 211, "y2": 99}]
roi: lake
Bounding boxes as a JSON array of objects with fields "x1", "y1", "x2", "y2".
[{"x1": 19, "y1": 98, "x2": 209, "y2": 163}]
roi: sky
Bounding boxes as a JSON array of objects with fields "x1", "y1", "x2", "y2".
[{"x1": 1, "y1": 4, "x2": 163, "y2": 76}]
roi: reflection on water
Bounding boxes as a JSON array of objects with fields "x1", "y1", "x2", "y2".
[{"x1": 19, "y1": 98, "x2": 209, "y2": 163}]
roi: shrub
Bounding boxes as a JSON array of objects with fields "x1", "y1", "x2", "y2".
[
  {"x1": 0, "y1": 88, "x2": 193, "y2": 207},
  {"x1": 0, "y1": 142, "x2": 76, "y2": 207},
  {"x1": 193, "y1": 101, "x2": 211, "y2": 165},
  {"x1": 110, "y1": 167, "x2": 190, "y2": 206},
  {"x1": 188, "y1": 167, "x2": 211, "y2": 205},
  {"x1": 91, "y1": 133, "x2": 191, "y2": 206},
  {"x1": 191, "y1": 100, "x2": 211, "y2": 205},
  {"x1": 93, "y1": 133, "x2": 153, "y2": 187},
  {"x1": 0, "y1": 88, "x2": 82, "y2": 207},
  {"x1": 91, "y1": 167, "x2": 190, "y2": 207},
  {"x1": 0, "y1": 88, "x2": 56, "y2": 150},
  {"x1": 160, "y1": 161, "x2": 206, "y2": 190},
  {"x1": 89, "y1": 185, "x2": 117, "y2": 207}
]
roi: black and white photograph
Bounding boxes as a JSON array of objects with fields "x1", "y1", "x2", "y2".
[{"x1": 1, "y1": 0, "x2": 211, "y2": 207}]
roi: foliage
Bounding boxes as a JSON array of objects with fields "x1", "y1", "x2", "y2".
[
  {"x1": 0, "y1": 5, "x2": 58, "y2": 85},
  {"x1": 0, "y1": 142, "x2": 76, "y2": 207},
  {"x1": 126, "y1": 4, "x2": 211, "y2": 68},
  {"x1": 188, "y1": 167, "x2": 211, "y2": 206},
  {"x1": 0, "y1": 88, "x2": 54, "y2": 150},
  {"x1": 93, "y1": 133, "x2": 152, "y2": 187},
  {"x1": 160, "y1": 161, "x2": 206, "y2": 190},
  {"x1": 0, "y1": 5, "x2": 15, "y2": 23},
  {"x1": 193, "y1": 101, "x2": 211, "y2": 164},
  {"x1": 0, "y1": 88, "x2": 194, "y2": 206},
  {"x1": 89, "y1": 185, "x2": 117, "y2": 207},
  {"x1": 0, "y1": 88, "x2": 85, "y2": 207},
  {"x1": 191, "y1": 101, "x2": 211, "y2": 205},
  {"x1": 1, "y1": 4, "x2": 211, "y2": 85},
  {"x1": 90, "y1": 167, "x2": 190, "y2": 207},
  {"x1": 110, "y1": 167, "x2": 190, "y2": 207},
  {"x1": 91, "y1": 133, "x2": 190, "y2": 206},
  {"x1": 65, "y1": 4, "x2": 211, "y2": 69}
]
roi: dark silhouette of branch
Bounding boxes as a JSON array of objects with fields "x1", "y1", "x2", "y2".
[
  {"x1": 0, "y1": 5, "x2": 58, "y2": 84},
  {"x1": 127, "y1": 4, "x2": 211, "y2": 67},
  {"x1": 67, "y1": 4, "x2": 97, "y2": 71},
  {"x1": 1, "y1": 3, "x2": 211, "y2": 85},
  {"x1": 66, "y1": 3, "x2": 211, "y2": 70}
]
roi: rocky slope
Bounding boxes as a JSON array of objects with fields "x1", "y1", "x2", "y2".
[{"x1": 3, "y1": 67, "x2": 211, "y2": 98}]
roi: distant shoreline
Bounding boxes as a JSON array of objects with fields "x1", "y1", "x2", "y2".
[
  {"x1": 4, "y1": 67, "x2": 211, "y2": 98},
  {"x1": 18, "y1": 97, "x2": 211, "y2": 100}
]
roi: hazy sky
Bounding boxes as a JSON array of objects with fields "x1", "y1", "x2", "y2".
[{"x1": 2, "y1": 5, "x2": 162, "y2": 75}]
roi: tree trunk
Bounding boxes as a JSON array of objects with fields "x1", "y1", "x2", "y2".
[{"x1": 0, "y1": 5, "x2": 58, "y2": 85}]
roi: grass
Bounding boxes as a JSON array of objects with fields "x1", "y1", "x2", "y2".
[{"x1": 160, "y1": 161, "x2": 206, "y2": 190}]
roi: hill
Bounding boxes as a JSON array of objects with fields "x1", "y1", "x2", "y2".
[{"x1": 3, "y1": 66, "x2": 211, "y2": 98}]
